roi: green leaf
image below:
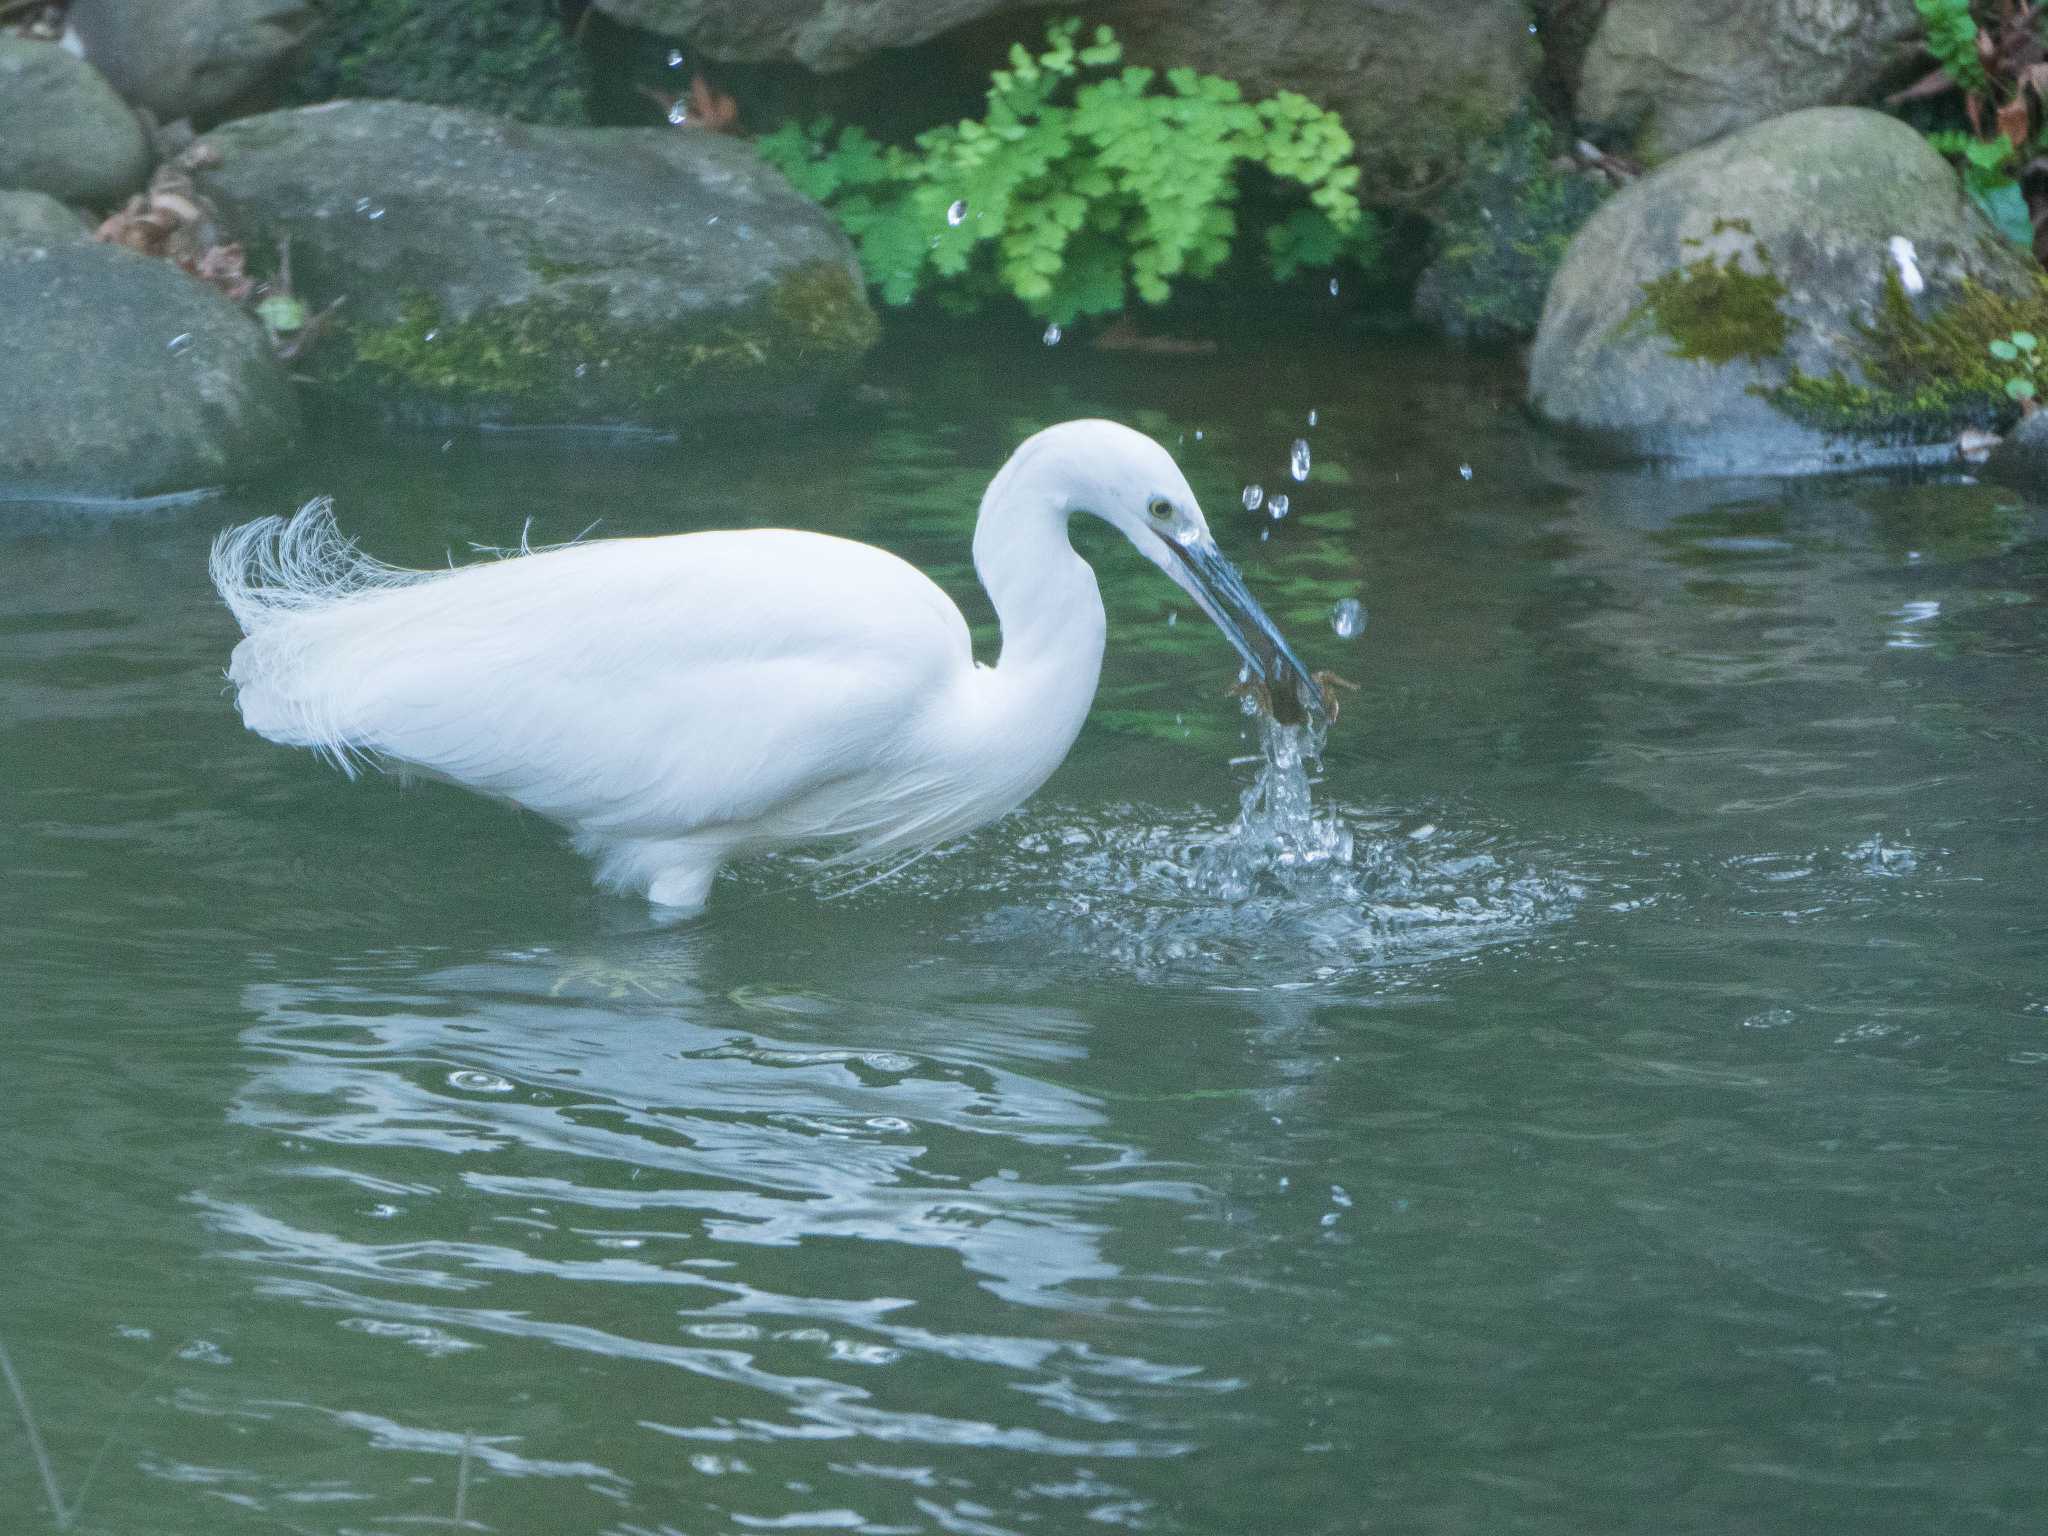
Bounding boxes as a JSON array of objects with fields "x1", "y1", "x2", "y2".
[
  {"x1": 1970, "y1": 179, "x2": 2035, "y2": 248},
  {"x1": 2015, "y1": 331, "x2": 2038, "y2": 351},
  {"x1": 1991, "y1": 337, "x2": 2020, "y2": 360},
  {"x1": 2007, "y1": 376, "x2": 2037, "y2": 400}
]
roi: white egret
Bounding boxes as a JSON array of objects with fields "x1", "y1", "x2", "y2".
[{"x1": 211, "y1": 419, "x2": 1325, "y2": 912}]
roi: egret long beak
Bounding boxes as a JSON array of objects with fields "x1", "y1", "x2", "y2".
[{"x1": 1166, "y1": 534, "x2": 1326, "y2": 728}]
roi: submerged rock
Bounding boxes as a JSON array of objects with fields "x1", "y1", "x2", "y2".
[
  {"x1": 193, "y1": 101, "x2": 879, "y2": 429},
  {"x1": 0, "y1": 191, "x2": 91, "y2": 245},
  {"x1": 0, "y1": 38, "x2": 151, "y2": 207},
  {"x1": 69, "y1": 0, "x2": 320, "y2": 126},
  {"x1": 1577, "y1": 0, "x2": 1920, "y2": 162},
  {"x1": 0, "y1": 242, "x2": 299, "y2": 499},
  {"x1": 1529, "y1": 108, "x2": 2040, "y2": 474}
]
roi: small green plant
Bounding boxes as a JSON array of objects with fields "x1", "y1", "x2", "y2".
[
  {"x1": 753, "y1": 19, "x2": 1377, "y2": 323},
  {"x1": 1901, "y1": 0, "x2": 2043, "y2": 246},
  {"x1": 1989, "y1": 327, "x2": 2043, "y2": 402},
  {"x1": 1915, "y1": 0, "x2": 1992, "y2": 97}
]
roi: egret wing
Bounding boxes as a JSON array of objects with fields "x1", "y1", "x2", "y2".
[{"x1": 219, "y1": 509, "x2": 975, "y2": 844}]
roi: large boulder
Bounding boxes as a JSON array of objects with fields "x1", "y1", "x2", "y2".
[
  {"x1": 1577, "y1": 0, "x2": 1921, "y2": 162},
  {"x1": 69, "y1": 0, "x2": 320, "y2": 126},
  {"x1": 0, "y1": 38, "x2": 151, "y2": 207},
  {"x1": 191, "y1": 101, "x2": 878, "y2": 428},
  {"x1": 0, "y1": 242, "x2": 299, "y2": 499},
  {"x1": 0, "y1": 191, "x2": 91, "y2": 245},
  {"x1": 597, "y1": 0, "x2": 1536, "y2": 193},
  {"x1": 1529, "y1": 108, "x2": 2042, "y2": 474},
  {"x1": 588, "y1": 0, "x2": 1015, "y2": 71}
]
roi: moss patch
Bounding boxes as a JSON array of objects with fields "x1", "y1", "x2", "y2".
[
  {"x1": 336, "y1": 262, "x2": 877, "y2": 425},
  {"x1": 287, "y1": 0, "x2": 589, "y2": 125},
  {"x1": 1417, "y1": 112, "x2": 1606, "y2": 341},
  {"x1": 1624, "y1": 224, "x2": 1791, "y2": 365},
  {"x1": 1765, "y1": 272, "x2": 2048, "y2": 440}
]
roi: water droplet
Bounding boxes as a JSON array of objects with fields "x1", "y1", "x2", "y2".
[
  {"x1": 353, "y1": 197, "x2": 384, "y2": 220},
  {"x1": 1240, "y1": 688, "x2": 1262, "y2": 714},
  {"x1": 165, "y1": 332, "x2": 194, "y2": 354},
  {"x1": 1328, "y1": 276, "x2": 1340, "y2": 297},
  {"x1": 1330, "y1": 598, "x2": 1366, "y2": 638},
  {"x1": 666, "y1": 47, "x2": 685, "y2": 68},
  {"x1": 946, "y1": 199, "x2": 967, "y2": 227},
  {"x1": 1042, "y1": 322, "x2": 1062, "y2": 346},
  {"x1": 448, "y1": 1069, "x2": 514, "y2": 1093},
  {"x1": 1307, "y1": 408, "x2": 1318, "y2": 427},
  {"x1": 1260, "y1": 528, "x2": 1270, "y2": 542},
  {"x1": 1166, "y1": 610, "x2": 1178, "y2": 627},
  {"x1": 1242, "y1": 483, "x2": 1264, "y2": 512},
  {"x1": 574, "y1": 362, "x2": 588, "y2": 378},
  {"x1": 1458, "y1": 463, "x2": 1473, "y2": 481},
  {"x1": 1290, "y1": 438, "x2": 1311, "y2": 481},
  {"x1": 1268, "y1": 493, "x2": 1290, "y2": 520},
  {"x1": 667, "y1": 101, "x2": 688, "y2": 125},
  {"x1": 422, "y1": 328, "x2": 438, "y2": 342},
  {"x1": 1194, "y1": 429, "x2": 1204, "y2": 440}
]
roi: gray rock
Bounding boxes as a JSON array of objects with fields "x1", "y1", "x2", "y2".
[
  {"x1": 598, "y1": 0, "x2": 1535, "y2": 193},
  {"x1": 0, "y1": 241, "x2": 299, "y2": 500},
  {"x1": 1578, "y1": 0, "x2": 1921, "y2": 162},
  {"x1": 192, "y1": 101, "x2": 879, "y2": 428},
  {"x1": 1530, "y1": 108, "x2": 2041, "y2": 474},
  {"x1": 1984, "y1": 410, "x2": 2048, "y2": 491},
  {"x1": 70, "y1": 0, "x2": 320, "y2": 126},
  {"x1": 0, "y1": 191, "x2": 91, "y2": 245},
  {"x1": 0, "y1": 38, "x2": 151, "y2": 207},
  {"x1": 589, "y1": 0, "x2": 1016, "y2": 72}
]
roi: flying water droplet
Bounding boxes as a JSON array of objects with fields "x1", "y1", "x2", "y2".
[
  {"x1": 1290, "y1": 438, "x2": 1311, "y2": 481},
  {"x1": 1458, "y1": 463, "x2": 1473, "y2": 481},
  {"x1": 1328, "y1": 276, "x2": 1340, "y2": 297},
  {"x1": 666, "y1": 48, "x2": 685, "y2": 68},
  {"x1": 1042, "y1": 322, "x2": 1062, "y2": 346},
  {"x1": 354, "y1": 197, "x2": 384, "y2": 220},
  {"x1": 1307, "y1": 408, "x2": 1318, "y2": 427},
  {"x1": 1330, "y1": 598, "x2": 1366, "y2": 638},
  {"x1": 1166, "y1": 610, "x2": 1178, "y2": 627},
  {"x1": 574, "y1": 362, "x2": 588, "y2": 378},
  {"x1": 1268, "y1": 493, "x2": 1290, "y2": 520},
  {"x1": 946, "y1": 199, "x2": 967, "y2": 226},
  {"x1": 165, "y1": 332, "x2": 194, "y2": 354},
  {"x1": 1242, "y1": 483, "x2": 1264, "y2": 512},
  {"x1": 667, "y1": 101, "x2": 688, "y2": 125}
]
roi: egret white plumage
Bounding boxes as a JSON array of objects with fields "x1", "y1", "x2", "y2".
[{"x1": 211, "y1": 419, "x2": 1325, "y2": 912}]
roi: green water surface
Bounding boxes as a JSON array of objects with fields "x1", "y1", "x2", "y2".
[{"x1": 3, "y1": 334, "x2": 2046, "y2": 1534}]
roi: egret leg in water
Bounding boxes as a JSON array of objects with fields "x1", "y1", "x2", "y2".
[{"x1": 209, "y1": 420, "x2": 1326, "y2": 914}]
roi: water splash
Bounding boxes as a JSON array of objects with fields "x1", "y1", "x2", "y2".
[
  {"x1": 1042, "y1": 323, "x2": 1062, "y2": 346},
  {"x1": 1189, "y1": 716, "x2": 1351, "y2": 900},
  {"x1": 1242, "y1": 483, "x2": 1264, "y2": 512},
  {"x1": 1268, "y1": 493, "x2": 1290, "y2": 520},
  {"x1": 1330, "y1": 598, "x2": 1366, "y2": 638},
  {"x1": 946, "y1": 200, "x2": 967, "y2": 227},
  {"x1": 1290, "y1": 439, "x2": 1311, "y2": 481}
]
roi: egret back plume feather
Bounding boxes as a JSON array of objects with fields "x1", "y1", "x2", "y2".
[{"x1": 208, "y1": 497, "x2": 430, "y2": 634}]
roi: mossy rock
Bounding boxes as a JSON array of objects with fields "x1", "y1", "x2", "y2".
[
  {"x1": 194, "y1": 101, "x2": 879, "y2": 428},
  {"x1": 1413, "y1": 113, "x2": 1607, "y2": 343},
  {"x1": 1529, "y1": 108, "x2": 2042, "y2": 473},
  {"x1": 286, "y1": 0, "x2": 589, "y2": 125}
]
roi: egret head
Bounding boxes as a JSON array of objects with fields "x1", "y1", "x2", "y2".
[{"x1": 1020, "y1": 420, "x2": 1327, "y2": 726}]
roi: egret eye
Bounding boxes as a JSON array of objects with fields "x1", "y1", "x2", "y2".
[{"x1": 1148, "y1": 497, "x2": 1174, "y2": 522}]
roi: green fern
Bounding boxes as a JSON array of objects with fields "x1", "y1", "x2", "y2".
[
  {"x1": 1914, "y1": 0, "x2": 1991, "y2": 97},
  {"x1": 753, "y1": 19, "x2": 1378, "y2": 323}
]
